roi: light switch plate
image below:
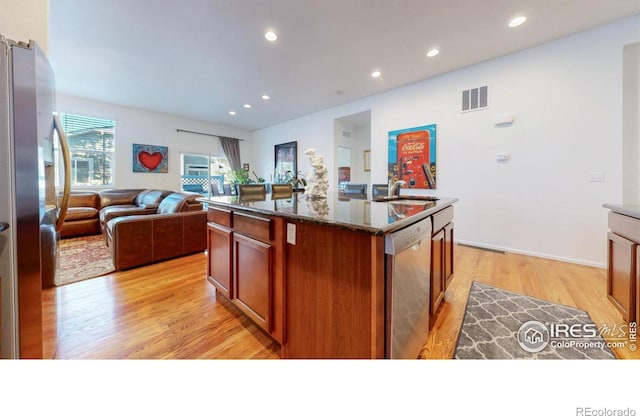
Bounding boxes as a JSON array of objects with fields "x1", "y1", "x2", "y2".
[
  {"x1": 588, "y1": 171, "x2": 605, "y2": 182},
  {"x1": 287, "y1": 223, "x2": 296, "y2": 245}
]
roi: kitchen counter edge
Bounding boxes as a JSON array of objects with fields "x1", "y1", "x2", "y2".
[
  {"x1": 199, "y1": 196, "x2": 458, "y2": 236},
  {"x1": 603, "y1": 203, "x2": 640, "y2": 221}
]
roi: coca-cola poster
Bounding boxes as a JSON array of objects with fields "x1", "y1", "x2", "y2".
[{"x1": 388, "y1": 124, "x2": 437, "y2": 189}]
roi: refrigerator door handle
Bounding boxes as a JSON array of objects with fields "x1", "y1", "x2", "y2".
[
  {"x1": 0, "y1": 222, "x2": 8, "y2": 232},
  {"x1": 53, "y1": 114, "x2": 71, "y2": 232}
]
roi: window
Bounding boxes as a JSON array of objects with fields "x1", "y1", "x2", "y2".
[
  {"x1": 180, "y1": 154, "x2": 232, "y2": 196},
  {"x1": 57, "y1": 113, "x2": 115, "y2": 187}
]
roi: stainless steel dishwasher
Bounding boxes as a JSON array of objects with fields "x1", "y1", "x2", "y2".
[{"x1": 385, "y1": 216, "x2": 432, "y2": 359}]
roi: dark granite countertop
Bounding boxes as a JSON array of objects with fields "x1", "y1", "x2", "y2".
[
  {"x1": 603, "y1": 204, "x2": 640, "y2": 221},
  {"x1": 199, "y1": 192, "x2": 457, "y2": 236}
]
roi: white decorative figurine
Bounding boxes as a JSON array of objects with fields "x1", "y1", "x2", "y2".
[{"x1": 304, "y1": 148, "x2": 329, "y2": 199}]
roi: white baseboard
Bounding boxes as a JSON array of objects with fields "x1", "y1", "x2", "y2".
[{"x1": 455, "y1": 239, "x2": 607, "y2": 269}]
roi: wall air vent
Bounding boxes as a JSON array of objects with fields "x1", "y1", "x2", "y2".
[
  {"x1": 462, "y1": 86, "x2": 488, "y2": 112},
  {"x1": 342, "y1": 130, "x2": 351, "y2": 138}
]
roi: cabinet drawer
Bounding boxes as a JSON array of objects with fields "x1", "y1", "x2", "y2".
[
  {"x1": 432, "y1": 206, "x2": 453, "y2": 233},
  {"x1": 234, "y1": 212, "x2": 272, "y2": 241},
  {"x1": 609, "y1": 212, "x2": 640, "y2": 243},
  {"x1": 208, "y1": 207, "x2": 232, "y2": 228}
]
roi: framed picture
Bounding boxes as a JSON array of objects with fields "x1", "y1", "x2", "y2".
[
  {"x1": 388, "y1": 124, "x2": 437, "y2": 189},
  {"x1": 364, "y1": 150, "x2": 371, "y2": 172},
  {"x1": 133, "y1": 143, "x2": 168, "y2": 173},
  {"x1": 243, "y1": 163, "x2": 250, "y2": 171},
  {"x1": 274, "y1": 141, "x2": 297, "y2": 183}
]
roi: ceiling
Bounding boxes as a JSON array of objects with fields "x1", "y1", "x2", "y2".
[{"x1": 49, "y1": 1, "x2": 640, "y2": 132}]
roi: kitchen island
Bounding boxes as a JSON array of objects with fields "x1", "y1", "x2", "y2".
[{"x1": 201, "y1": 192, "x2": 457, "y2": 358}]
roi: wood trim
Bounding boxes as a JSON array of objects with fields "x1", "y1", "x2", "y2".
[
  {"x1": 430, "y1": 228, "x2": 445, "y2": 325},
  {"x1": 271, "y1": 217, "x2": 285, "y2": 346},
  {"x1": 370, "y1": 235, "x2": 385, "y2": 359}
]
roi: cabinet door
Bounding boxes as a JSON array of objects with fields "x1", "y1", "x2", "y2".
[
  {"x1": 207, "y1": 223, "x2": 233, "y2": 298},
  {"x1": 607, "y1": 232, "x2": 636, "y2": 322},
  {"x1": 233, "y1": 233, "x2": 272, "y2": 332},
  {"x1": 444, "y1": 222, "x2": 454, "y2": 288},
  {"x1": 430, "y1": 228, "x2": 445, "y2": 322}
]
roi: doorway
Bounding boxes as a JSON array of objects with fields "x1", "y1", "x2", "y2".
[{"x1": 333, "y1": 110, "x2": 371, "y2": 193}]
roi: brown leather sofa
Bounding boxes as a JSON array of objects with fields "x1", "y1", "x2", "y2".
[
  {"x1": 59, "y1": 188, "x2": 177, "y2": 238},
  {"x1": 106, "y1": 193, "x2": 207, "y2": 270},
  {"x1": 59, "y1": 192, "x2": 102, "y2": 238},
  {"x1": 99, "y1": 189, "x2": 174, "y2": 234}
]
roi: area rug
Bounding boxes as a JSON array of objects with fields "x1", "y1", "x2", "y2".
[
  {"x1": 454, "y1": 281, "x2": 615, "y2": 359},
  {"x1": 56, "y1": 234, "x2": 115, "y2": 286}
]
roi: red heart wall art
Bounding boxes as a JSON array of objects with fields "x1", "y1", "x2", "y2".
[{"x1": 138, "y1": 151, "x2": 164, "y2": 171}]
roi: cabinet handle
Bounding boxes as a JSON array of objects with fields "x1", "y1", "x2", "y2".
[{"x1": 0, "y1": 222, "x2": 9, "y2": 232}]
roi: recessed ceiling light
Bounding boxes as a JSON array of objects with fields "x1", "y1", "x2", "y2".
[
  {"x1": 427, "y1": 49, "x2": 439, "y2": 57},
  {"x1": 262, "y1": 95, "x2": 270, "y2": 100},
  {"x1": 371, "y1": 70, "x2": 381, "y2": 78},
  {"x1": 265, "y1": 31, "x2": 278, "y2": 41},
  {"x1": 228, "y1": 111, "x2": 236, "y2": 116},
  {"x1": 508, "y1": 16, "x2": 527, "y2": 28},
  {"x1": 243, "y1": 104, "x2": 252, "y2": 109}
]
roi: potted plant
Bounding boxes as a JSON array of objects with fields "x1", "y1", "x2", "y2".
[
  {"x1": 231, "y1": 168, "x2": 251, "y2": 185},
  {"x1": 285, "y1": 170, "x2": 307, "y2": 191}
]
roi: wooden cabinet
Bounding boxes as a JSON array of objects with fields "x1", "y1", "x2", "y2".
[
  {"x1": 207, "y1": 223, "x2": 233, "y2": 298},
  {"x1": 207, "y1": 206, "x2": 284, "y2": 345},
  {"x1": 233, "y1": 233, "x2": 272, "y2": 332},
  {"x1": 444, "y1": 222, "x2": 454, "y2": 288},
  {"x1": 430, "y1": 228, "x2": 445, "y2": 320},
  {"x1": 606, "y1": 211, "x2": 640, "y2": 323},
  {"x1": 430, "y1": 206, "x2": 454, "y2": 323},
  {"x1": 607, "y1": 232, "x2": 637, "y2": 322}
]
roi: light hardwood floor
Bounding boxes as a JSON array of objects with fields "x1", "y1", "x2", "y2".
[{"x1": 42, "y1": 245, "x2": 639, "y2": 359}]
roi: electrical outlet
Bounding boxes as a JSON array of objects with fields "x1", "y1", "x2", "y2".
[{"x1": 287, "y1": 223, "x2": 296, "y2": 245}]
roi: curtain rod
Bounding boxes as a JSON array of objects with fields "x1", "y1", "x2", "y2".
[{"x1": 176, "y1": 128, "x2": 244, "y2": 141}]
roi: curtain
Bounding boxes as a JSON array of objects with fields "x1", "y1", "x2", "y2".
[{"x1": 219, "y1": 136, "x2": 241, "y2": 171}]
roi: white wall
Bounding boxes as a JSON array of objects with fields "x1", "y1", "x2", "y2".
[
  {"x1": 57, "y1": 94, "x2": 252, "y2": 191},
  {"x1": 253, "y1": 15, "x2": 640, "y2": 267},
  {"x1": 623, "y1": 42, "x2": 640, "y2": 205},
  {"x1": 1, "y1": 0, "x2": 49, "y2": 54}
]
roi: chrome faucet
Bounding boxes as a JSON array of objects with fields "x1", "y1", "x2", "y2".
[{"x1": 388, "y1": 180, "x2": 407, "y2": 197}]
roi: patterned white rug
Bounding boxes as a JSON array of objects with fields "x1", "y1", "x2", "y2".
[{"x1": 454, "y1": 281, "x2": 615, "y2": 359}]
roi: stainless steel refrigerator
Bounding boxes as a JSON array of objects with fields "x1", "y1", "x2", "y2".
[{"x1": 0, "y1": 36, "x2": 71, "y2": 359}]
